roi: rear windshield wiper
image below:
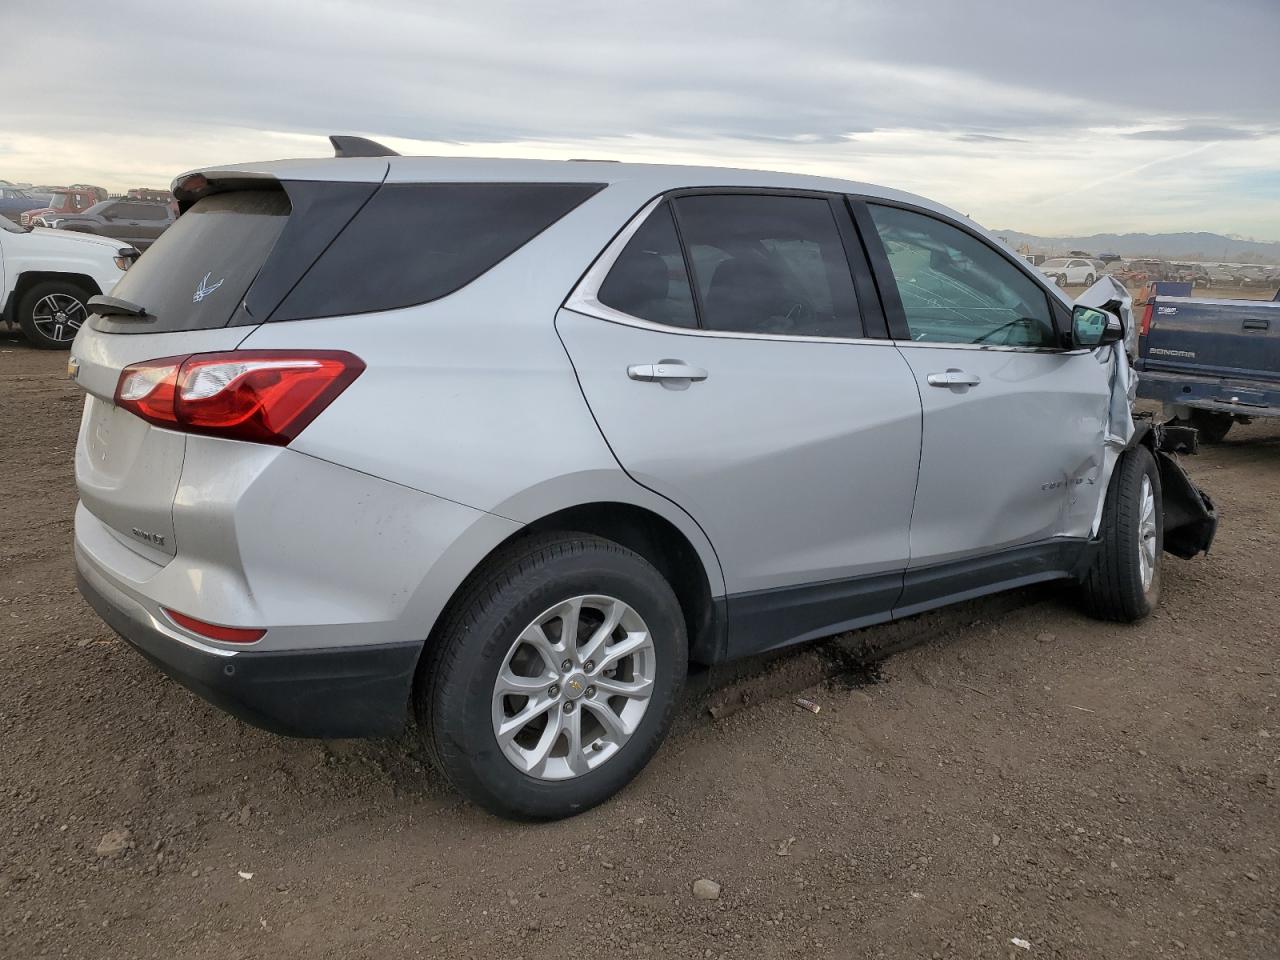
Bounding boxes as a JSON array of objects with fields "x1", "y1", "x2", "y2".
[{"x1": 87, "y1": 295, "x2": 148, "y2": 318}]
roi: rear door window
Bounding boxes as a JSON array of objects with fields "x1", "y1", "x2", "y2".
[{"x1": 671, "y1": 194, "x2": 861, "y2": 338}]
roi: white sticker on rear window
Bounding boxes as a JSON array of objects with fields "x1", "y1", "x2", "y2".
[{"x1": 193, "y1": 272, "x2": 225, "y2": 303}]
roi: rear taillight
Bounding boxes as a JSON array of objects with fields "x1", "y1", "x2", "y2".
[
  {"x1": 1138, "y1": 282, "x2": 1156, "y2": 337},
  {"x1": 163, "y1": 608, "x2": 265, "y2": 644},
  {"x1": 114, "y1": 350, "x2": 364, "y2": 445}
]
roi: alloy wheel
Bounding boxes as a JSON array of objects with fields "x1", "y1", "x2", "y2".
[
  {"x1": 30, "y1": 293, "x2": 87, "y2": 343},
  {"x1": 1137, "y1": 475, "x2": 1158, "y2": 591},
  {"x1": 491, "y1": 595, "x2": 656, "y2": 780}
]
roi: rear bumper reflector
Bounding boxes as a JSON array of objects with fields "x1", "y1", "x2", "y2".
[{"x1": 162, "y1": 608, "x2": 266, "y2": 644}]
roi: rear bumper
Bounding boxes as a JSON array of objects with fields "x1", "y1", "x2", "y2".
[
  {"x1": 1137, "y1": 368, "x2": 1280, "y2": 419},
  {"x1": 75, "y1": 561, "x2": 422, "y2": 738}
]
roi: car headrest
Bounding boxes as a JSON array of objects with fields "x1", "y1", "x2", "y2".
[
  {"x1": 704, "y1": 258, "x2": 778, "y2": 331},
  {"x1": 600, "y1": 250, "x2": 670, "y2": 308}
]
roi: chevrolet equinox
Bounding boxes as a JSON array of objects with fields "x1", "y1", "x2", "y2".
[{"x1": 71, "y1": 136, "x2": 1215, "y2": 820}]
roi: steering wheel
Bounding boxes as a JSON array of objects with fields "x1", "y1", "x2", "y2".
[{"x1": 973, "y1": 316, "x2": 1036, "y2": 345}]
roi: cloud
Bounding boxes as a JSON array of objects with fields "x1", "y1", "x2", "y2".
[
  {"x1": 955, "y1": 134, "x2": 1028, "y2": 143},
  {"x1": 1, "y1": 0, "x2": 1278, "y2": 238},
  {"x1": 1123, "y1": 125, "x2": 1276, "y2": 141}
]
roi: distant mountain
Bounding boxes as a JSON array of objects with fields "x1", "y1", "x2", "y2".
[{"x1": 990, "y1": 229, "x2": 1280, "y2": 264}]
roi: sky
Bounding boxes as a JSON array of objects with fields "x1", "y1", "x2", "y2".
[{"x1": 2, "y1": 0, "x2": 1278, "y2": 239}]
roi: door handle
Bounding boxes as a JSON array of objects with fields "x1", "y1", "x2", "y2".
[
  {"x1": 926, "y1": 369, "x2": 981, "y2": 388},
  {"x1": 1243, "y1": 318, "x2": 1269, "y2": 330},
  {"x1": 627, "y1": 362, "x2": 709, "y2": 383}
]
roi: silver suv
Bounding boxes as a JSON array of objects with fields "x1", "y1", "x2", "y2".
[{"x1": 71, "y1": 138, "x2": 1216, "y2": 820}]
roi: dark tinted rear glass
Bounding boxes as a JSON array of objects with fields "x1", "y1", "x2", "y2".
[
  {"x1": 91, "y1": 190, "x2": 290, "y2": 334},
  {"x1": 127, "y1": 203, "x2": 168, "y2": 220},
  {"x1": 272, "y1": 182, "x2": 603, "y2": 322},
  {"x1": 597, "y1": 203, "x2": 697, "y2": 328}
]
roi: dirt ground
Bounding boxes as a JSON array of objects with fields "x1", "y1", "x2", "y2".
[{"x1": 1, "y1": 332, "x2": 1276, "y2": 960}]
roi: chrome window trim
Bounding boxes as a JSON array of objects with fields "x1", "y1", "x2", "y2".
[
  {"x1": 565, "y1": 196, "x2": 889, "y2": 347},
  {"x1": 562, "y1": 305, "x2": 896, "y2": 347},
  {"x1": 890, "y1": 339, "x2": 1091, "y2": 356}
]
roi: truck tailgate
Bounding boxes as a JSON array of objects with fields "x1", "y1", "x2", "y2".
[{"x1": 1140, "y1": 297, "x2": 1280, "y2": 384}]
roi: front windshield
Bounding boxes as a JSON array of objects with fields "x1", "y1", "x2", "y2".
[
  {"x1": 49, "y1": 194, "x2": 71, "y2": 211},
  {"x1": 1042, "y1": 258, "x2": 1069, "y2": 267}
]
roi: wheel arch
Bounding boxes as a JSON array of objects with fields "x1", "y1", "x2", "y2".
[
  {"x1": 422, "y1": 499, "x2": 726, "y2": 675},
  {"x1": 8, "y1": 271, "x2": 101, "y2": 319}
]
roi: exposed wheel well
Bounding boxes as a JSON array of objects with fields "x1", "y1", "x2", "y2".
[
  {"x1": 433, "y1": 502, "x2": 720, "y2": 667},
  {"x1": 5, "y1": 272, "x2": 101, "y2": 323}
]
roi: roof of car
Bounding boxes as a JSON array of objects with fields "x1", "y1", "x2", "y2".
[{"x1": 181, "y1": 155, "x2": 966, "y2": 224}]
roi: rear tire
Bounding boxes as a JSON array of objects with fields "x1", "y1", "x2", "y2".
[
  {"x1": 17, "y1": 279, "x2": 93, "y2": 349},
  {"x1": 1085, "y1": 273, "x2": 1096, "y2": 285},
  {"x1": 1081, "y1": 445, "x2": 1162, "y2": 622},
  {"x1": 416, "y1": 532, "x2": 687, "y2": 820}
]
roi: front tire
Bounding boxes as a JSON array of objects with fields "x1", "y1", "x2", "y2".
[
  {"x1": 417, "y1": 533, "x2": 687, "y2": 820},
  {"x1": 1081, "y1": 446, "x2": 1162, "y2": 622},
  {"x1": 17, "y1": 279, "x2": 92, "y2": 349}
]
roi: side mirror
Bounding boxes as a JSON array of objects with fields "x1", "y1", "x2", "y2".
[{"x1": 1072, "y1": 304, "x2": 1123, "y2": 348}]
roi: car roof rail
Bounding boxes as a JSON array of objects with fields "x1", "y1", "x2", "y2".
[{"x1": 329, "y1": 135, "x2": 400, "y2": 158}]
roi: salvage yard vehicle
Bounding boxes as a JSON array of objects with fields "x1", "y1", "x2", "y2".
[
  {"x1": 0, "y1": 186, "x2": 49, "y2": 223},
  {"x1": 1117, "y1": 258, "x2": 1175, "y2": 285},
  {"x1": 1037, "y1": 257, "x2": 1096, "y2": 287},
  {"x1": 1136, "y1": 286, "x2": 1280, "y2": 442},
  {"x1": 70, "y1": 139, "x2": 1217, "y2": 820},
  {"x1": 0, "y1": 213, "x2": 134, "y2": 348},
  {"x1": 43, "y1": 198, "x2": 175, "y2": 250},
  {"x1": 19, "y1": 186, "x2": 100, "y2": 228}
]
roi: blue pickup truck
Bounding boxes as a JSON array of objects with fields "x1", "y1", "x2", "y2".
[{"x1": 1136, "y1": 284, "x2": 1280, "y2": 442}]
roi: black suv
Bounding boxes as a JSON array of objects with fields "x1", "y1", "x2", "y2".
[{"x1": 45, "y1": 199, "x2": 175, "y2": 250}]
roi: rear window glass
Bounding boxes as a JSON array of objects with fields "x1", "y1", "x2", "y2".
[
  {"x1": 92, "y1": 190, "x2": 290, "y2": 334},
  {"x1": 271, "y1": 182, "x2": 604, "y2": 322}
]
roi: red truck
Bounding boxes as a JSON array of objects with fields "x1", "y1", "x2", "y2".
[{"x1": 19, "y1": 186, "x2": 106, "y2": 228}]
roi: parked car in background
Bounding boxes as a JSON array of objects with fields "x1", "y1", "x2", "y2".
[
  {"x1": 125, "y1": 188, "x2": 171, "y2": 202},
  {"x1": 1116, "y1": 259, "x2": 1174, "y2": 284},
  {"x1": 43, "y1": 199, "x2": 176, "y2": 250},
  {"x1": 1171, "y1": 263, "x2": 1211, "y2": 287},
  {"x1": 69, "y1": 143, "x2": 1216, "y2": 820},
  {"x1": 1037, "y1": 257, "x2": 1097, "y2": 286},
  {"x1": 0, "y1": 187, "x2": 50, "y2": 223},
  {"x1": 1099, "y1": 252, "x2": 1122, "y2": 264},
  {"x1": 1137, "y1": 284, "x2": 1280, "y2": 442},
  {"x1": 0, "y1": 214, "x2": 133, "y2": 348},
  {"x1": 1236, "y1": 265, "x2": 1279, "y2": 288},
  {"x1": 19, "y1": 187, "x2": 101, "y2": 228},
  {"x1": 1204, "y1": 264, "x2": 1240, "y2": 286},
  {"x1": 72, "y1": 184, "x2": 110, "y2": 204}
]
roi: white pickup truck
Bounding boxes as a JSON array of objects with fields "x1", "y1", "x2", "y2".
[{"x1": 1, "y1": 215, "x2": 134, "y2": 349}]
